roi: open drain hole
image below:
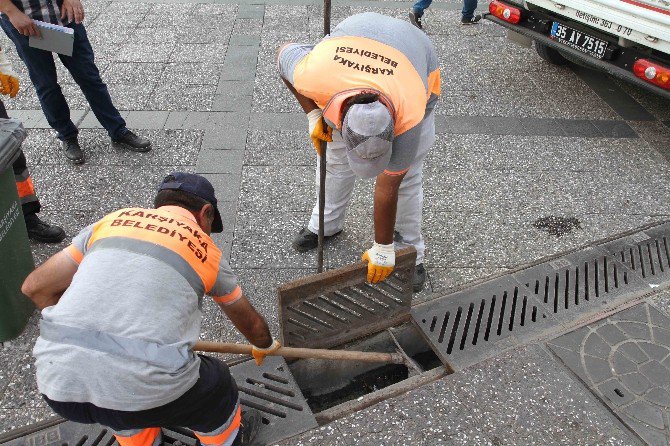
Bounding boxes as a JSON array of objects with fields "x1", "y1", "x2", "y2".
[
  {"x1": 614, "y1": 388, "x2": 625, "y2": 398},
  {"x1": 288, "y1": 323, "x2": 442, "y2": 414}
]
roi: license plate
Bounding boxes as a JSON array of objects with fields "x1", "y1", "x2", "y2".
[{"x1": 550, "y1": 22, "x2": 608, "y2": 59}]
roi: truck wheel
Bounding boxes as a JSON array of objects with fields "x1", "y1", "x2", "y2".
[{"x1": 535, "y1": 42, "x2": 568, "y2": 65}]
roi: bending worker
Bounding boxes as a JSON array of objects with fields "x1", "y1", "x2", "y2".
[
  {"x1": 21, "y1": 173, "x2": 281, "y2": 446},
  {"x1": 278, "y1": 12, "x2": 440, "y2": 292}
]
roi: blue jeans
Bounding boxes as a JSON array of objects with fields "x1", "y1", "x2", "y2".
[
  {"x1": 462, "y1": 0, "x2": 478, "y2": 19},
  {"x1": 0, "y1": 18, "x2": 126, "y2": 141},
  {"x1": 411, "y1": 0, "x2": 432, "y2": 17}
]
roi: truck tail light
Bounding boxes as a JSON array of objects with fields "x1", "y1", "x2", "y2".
[
  {"x1": 633, "y1": 59, "x2": 670, "y2": 90},
  {"x1": 489, "y1": 0, "x2": 522, "y2": 24}
]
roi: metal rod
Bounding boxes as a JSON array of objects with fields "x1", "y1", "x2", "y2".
[
  {"x1": 317, "y1": 140, "x2": 327, "y2": 273},
  {"x1": 193, "y1": 341, "x2": 405, "y2": 364},
  {"x1": 323, "y1": 0, "x2": 331, "y2": 35}
]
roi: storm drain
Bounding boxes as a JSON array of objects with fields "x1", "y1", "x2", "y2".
[
  {"x1": 229, "y1": 356, "x2": 317, "y2": 445},
  {"x1": 413, "y1": 236, "x2": 656, "y2": 371},
  {"x1": 278, "y1": 247, "x2": 416, "y2": 349},
  {"x1": 599, "y1": 222, "x2": 670, "y2": 288},
  {"x1": 548, "y1": 304, "x2": 670, "y2": 446},
  {"x1": 0, "y1": 357, "x2": 316, "y2": 446}
]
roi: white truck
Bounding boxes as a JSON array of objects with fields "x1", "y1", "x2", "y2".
[{"x1": 484, "y1": 0, "x2": 670, "y2": 99}]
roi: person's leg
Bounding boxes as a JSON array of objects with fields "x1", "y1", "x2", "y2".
[
  {"x1": 0, "y1": 17, "x2": 78, "y2": 141},
  {"x1": 412, "y1": 0, "x2": 433, "y2": 16},
  {"x1": 307, "y1": 131, "x2": 356, "y2": 236},
  {"x1": 395, "y1": 108, "x2": 435, "y2": 267},
  {"x1": 462, "y1": 0, "x2": 479, "y2": 20},
  {"x1": 58, "y1": 23, "x2": 126, "y2": 140}
]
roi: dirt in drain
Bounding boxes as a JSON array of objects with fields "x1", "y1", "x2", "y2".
[
  {"x1": 303, "y1": 364, "x2": 409, "y2": 413},
  {"x1": 533, "y1": 216, "x2": 582, "y2": 237}
]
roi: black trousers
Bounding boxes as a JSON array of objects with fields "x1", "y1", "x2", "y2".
[{"x1": 0, "y1": 99, "x2": 40, "y2": 217}]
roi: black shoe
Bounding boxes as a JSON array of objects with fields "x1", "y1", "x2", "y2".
[
  {"x1": 25, "y1": 214, "x2": 66, "y2": 244},
  {"x1": 409, "y1": 11, "x2": 422, "y2": 29},
  {"x1": 413, "y1": 263, "x2": 426, "y2": 293},
  {"x1": 292, "y1": 227, "x2": 342, "y2": 253},
  {"x1": 461, "y1": 14, "x2": 482, "y2": 25},
  {"x1": 234, "y1": 408, "x2": 262, "y2": 446},
  {"x1": 62, "y1": 137, "x2": 84, "y2": 164},
  {"x1": 112, "y1": 130, "x2": 151, "y2": 152}
]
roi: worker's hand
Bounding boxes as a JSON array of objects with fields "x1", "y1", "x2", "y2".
[
  {"x1": 306, "y1": 109, "x2": 332, "y2": 155},
  {"x1": 361, "y1": 242, "x2": 395, "y2": 283},
  {"x1": 61, "y1": 0, "x2": 85, "y2": 24},
  {"x1": 251, "y1": 339, "x2": 281, "y2": 366},
  {"x1": 6, "y1": 10, "x2": 40, "y2": 37},
  {"x1": 0, "y1": 48, "x2": 19, "y2": 98}
]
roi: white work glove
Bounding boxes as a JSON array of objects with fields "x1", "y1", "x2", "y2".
[
  {"x1": 306, "y1": 109, "x2": 332, "y2": 155},
  {"x1": 361, "y1": 242, "x2": 395, "y2": 283},
  {"x1": 251, "y1": 339, "x2": 281, "y2": 366},
  {"x1": 0, "y1": 48, "x2": 19, "y2": 98}
]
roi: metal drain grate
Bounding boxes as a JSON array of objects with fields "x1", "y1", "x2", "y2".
[
  {"x1": 229, "y1": 356, "x2": 317, "y2": 445},
  {"x1": 413, "y1": 245, "x2": 652, "y2": 371},
  {"x1": 548, "y1": 304, "x2": 670, "y2": 446},
  {"x1": 278, "y1": 247, "x2": 416, "y2": 349},
  {"x1": 600, "y1": 222, "x2": 670, "y2": 288}
]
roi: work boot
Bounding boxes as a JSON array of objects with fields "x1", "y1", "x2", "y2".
[
  {"x1": 408, "y1": 11, "x2": 422, "y2": 29},
  {"x1": 62, "y1": 137, "x2": 84, "y2": 164},
  {"x1": 292, "y1": 227, "x2": 342, "y2": 253},
  {"x1": 234, "y1": 408, "x2": 262, "y2": 446},
  {"x1": 461, "y1": 14, "x2": 482, "y2": 25},
  {"x1": 25, "y1": 214, "x2": 66, "y2": 244},
  {"x1": 112, "y1": 130, "x2": 152, "y2": 152},
  {"x1": 413, "y1": 263, "x2": 426, "y2": 293}
]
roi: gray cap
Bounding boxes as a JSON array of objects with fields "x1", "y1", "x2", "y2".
[{"x1": 342, "y1": 101, "x2": 394, "y2": 179}]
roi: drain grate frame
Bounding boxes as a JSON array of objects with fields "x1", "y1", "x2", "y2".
[
  {"x1": 278, "y1": 247, "x2": 416, "y2": 349},
  {"x1": 548, "y1": 303, "x2": 670, "y2": 446},
  {"x1": 599, "y1": 222, "x2": 670, "y2": 288},
  {"x1": 229, "y1": 356, "x2": 317, "y2": 445}
]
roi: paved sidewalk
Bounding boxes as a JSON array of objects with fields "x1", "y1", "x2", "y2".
[{"x1": 1, "y1": 0, "x2": 669, "y2": 442}]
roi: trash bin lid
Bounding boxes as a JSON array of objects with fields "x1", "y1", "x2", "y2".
[{"x1": 0, "y1": 118, "x2": 27, "y2": 171}]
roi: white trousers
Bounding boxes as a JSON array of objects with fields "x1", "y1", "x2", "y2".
[{"x1": 307, "y1": 109, "x2": 435, "y2": 265}]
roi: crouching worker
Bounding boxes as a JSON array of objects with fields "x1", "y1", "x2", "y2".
[{"x1": 21, "y1": 172, "x2": 280, "y2": 446}]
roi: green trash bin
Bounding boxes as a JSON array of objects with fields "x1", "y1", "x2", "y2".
[{"x1": 0, "y1": 118, "x2": 34, "y2": 342}]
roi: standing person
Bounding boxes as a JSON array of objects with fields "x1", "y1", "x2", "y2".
[
  {"x1": 0, "y1": 0, "x2": 151, "y2": 164},
  {"x1": 0, "y1": 46, "x2": 65, "y2": 243},
  {"x1": 21, "y1": 173, "x2": 281, "y2": 446},
  {"x1": 277, "y1": 12, "x2": 440, "y2": 292},
  {"x1": 409, "y1": 0, "x2": 481, "y2": 28}
]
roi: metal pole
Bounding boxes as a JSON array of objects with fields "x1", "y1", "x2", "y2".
[{"x1": 317, "y1": 0, "x2": 331, "y2": 273}]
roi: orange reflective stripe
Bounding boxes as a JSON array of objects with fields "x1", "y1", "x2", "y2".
[
  {"x1": 195, "y1": 406, "x2": 241, "y2": 446},
  {"x1": 428, "y1": 68, "x2": 441, "y2": 97},
  {"x1": 65, "y1": 245, "x2": 84, "y2": 264},
  {"x1": 383, "y1": 167, "x2": 409, "y2": 176},
  {"x1": 16, "y1": 177, "x2": 35, "y2": 198},
  {"x1": 87, "y1": 208, "x2": 222, "y2": 291},
  {"x1": 212, "y1": 285, "x2": 242, "y2": 305},
  {"x1": 293, "y1": 36, "x2": 428, "y2": 135},
  {"x1": 114, "y1": 428, "x2": 160, "y2": 446}
]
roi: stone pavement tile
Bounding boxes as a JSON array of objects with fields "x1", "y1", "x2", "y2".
[
  {"x1": 244, "y1": 130, "x2": 313, "y2": 166},
  {"x1": 216, "y1": 78, "x2": 254, "y2": 97},
  {"x1": 230, "y1": 227, "x2": 320, "y2": 269},
  {"x1": 200, "y1": 112, "x2": 250, "y2": 150},
  {"x1": 427, "y1": 267, "x2": 509, "y2": 296},
  {"x1": 107, "y1": 84, "x2": 157, "y2": 111},
  {"x1": 147, "y1": 86, "x2": 215, "y2": 111},
  {"x1": 237, "y1": 4, "x2": 265, "y2": 19},
  {"x1": 0, "y1": 350, "x2": 44, "y2": 410},
  {"x1": 628, "y1": 120, "x2": 670, "y2": 162},
  {"x1": 19, "y1": 129, "x2": 57, "y2": 165},
  {"x1": 228, "y1": 35, "x2": 261, "y2": 47},
  {"x1": 232, "y1": 18, "x2": 263, "y2": 36},
  {"x1": 28, "y1": 210, "x2": 98, "y2": 266},
  {"x1": 0, "y1": 408, "x2": 57, "y2": 434},
  {"x1": 103, "y1": 62, "x2": 165, "y2": 85},
  {"x1": 220, "y1": 46, "x2": 260, "y2": 81},
  {"x1": 279, "y1": 344, "x2": 635, "y2": 446},
  {"x1": 592, "y1": 120, "x2": 639, "y2": 138},
  {"x1": 202, "y1": 173, "x2": 243, "y2": 202},
  {"x1": 249, "y1": 112, "x2": 304, "y2": 131},
  {"x1": 196, "y1": 149, "x2": 245, "y2": 174},
  {"x1": 161, "y1": 63, "x2": 224, "y2": 86},
  {"x1": 123, "y1": 111, "x2": 171, "y2": 129},
  {"x1": 211, "y1": 94, "x2": 253, "y2": 112},
  {"x1": 31, "y1": 165, "x2": 192, "y2": 211},
  {"x1": 8, "y1": 88, "x2": 42, "y2": 110},
  {"x1": 236, "y1": 210, "x2": 307, "y2": 233},
  {"x1": 171, "y1": 43, "x2": 228, "y2": 64},
  {"x1": 616, "y1": 79, "x2": 670, "y2": 121},
  {"x1": 237, "y1": 165, "x2": 314, "y2": 214},
  {"x1": 86, "y1": 25, "x2": 136, "y2": 47},
  {"x1": 130, "y1": 27, "x2": 183, "y2": 45},
  {"x1": 650, "y1": 289, "x2": 670, "y2": 319},
  {"x1": 263, "y1": 4, "x2": 308, "y2": 33},
  {"x1": 116, "y1": 43, "x2": 175, "y2": 63}
]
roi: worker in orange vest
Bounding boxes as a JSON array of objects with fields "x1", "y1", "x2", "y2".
[
  {"x1": 0, "y1": 46, "x2": 65, "y2": 243},
  {"x1": 278, "y1": 12, "x2": 440, "y2": 292}
]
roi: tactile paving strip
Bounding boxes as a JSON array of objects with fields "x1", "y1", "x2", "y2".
[
  {"x1": 548, "y1": 304, "x2": 670, "y2": 446},
  {"x1": 0, "y1": 358, "x2": 316, "y2": 446},
  {"x1": 278, "y1": 247, "x2": 416, "y2": 349},
  {"x1": 599, "y1": 222, "x2": 670, "y2": 288},
  {"x1": 229, "y1": 356, "x2": 317, "y2": 445}
]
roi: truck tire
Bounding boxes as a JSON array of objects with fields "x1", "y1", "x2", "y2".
[{"x1": 535, "y1": 42, "x2": 569, "y2": 65}]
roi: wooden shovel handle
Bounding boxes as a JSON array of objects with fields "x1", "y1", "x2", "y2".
[{"x1": 193, "y1": 341, "x2": 405, "y2": 365}]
